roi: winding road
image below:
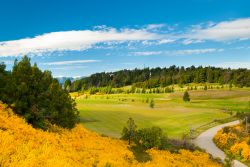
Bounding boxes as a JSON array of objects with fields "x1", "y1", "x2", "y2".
[{"x1": 194, "y1": 120, "x2": 247, "y2": 167}]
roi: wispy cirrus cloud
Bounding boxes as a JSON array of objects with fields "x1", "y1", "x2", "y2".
[
  {"x1": 184, "y1": 18, "x2": 250, "y2": 42},
  {"x1": 144, "y1": 24, "x2": 166, "y2": 31},
  {"x1": 43, "y1": 59, "x2": 101, "y2": 65},
  {"x1": 131, "y1": 48, "x2": 223, "y2": 56},
  {"x1": 169, "y1": 48, "x2": 224, "y2": 55},
  {"x1": 0, "y1": 26, "x2": 165, "y2": 57},
  {"x1": 142, "y1": 39, "x2": 175, "y2": 46},
  {"x1": 131, "y1": 51, "x2": 163, "y2": 56},
  {"x1": 49, "y1": 66, "x2": 88, "y2": 70},
  {"x1": 1, "y1": 18, "x2": 250, "y2": 57}
]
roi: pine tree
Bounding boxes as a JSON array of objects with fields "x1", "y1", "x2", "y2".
[
  {"x1": 64, "y1": 79, "x2": 72, "y2": 91},
  {"x1": 229, "y1": 82, "x2": 233, "y2": 91},
  {"x1": 150, "y1": 99, "x2": 155, "y2": 108},
  {"x1": 183, "y1": 91, "x2": 190, "y2": 102},
  {"x1": 141, "y1": 88, "x2": 146, "y2": 94},
  {"x1": 121, "y1": 118, "x2": 137, "y2": 145}
]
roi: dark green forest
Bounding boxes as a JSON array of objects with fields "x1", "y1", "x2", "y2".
[
  {"x1": 0, "y1": 56, "x2": 79, "y2": 129},
  {"x1": 69, "y1": 66, "x2": 250, "y2": 91}
]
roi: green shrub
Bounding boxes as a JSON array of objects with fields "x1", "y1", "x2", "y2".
[{"x1": 136, "y1": 127, "x2": 165, "y2": 149}]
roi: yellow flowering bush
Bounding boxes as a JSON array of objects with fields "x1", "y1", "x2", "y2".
[
  {"x1": 214, "y1": 124, "x2": 250, "y2": 162},
  {"x1": 0, "y1": 102, "x2": 221, "y2": 167},
  {"x1": 138, "y1": 149, "x2": 220, "y2": 167},
  {"x1": 214, "y1": 130, "x2": 238, "y2": 149}
]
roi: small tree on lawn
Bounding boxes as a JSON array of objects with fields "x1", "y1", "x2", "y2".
[
  {"x1": 183, "y1": 91, "x2": 190, "y2": 102},
  {"x1": 121, "y1": 117, "x2": 137, "y2": 145},
  {"x1": 150, "y1": 99, "x2": 155, "y2": 108},
  {"x1": 229, "y1": 82, "x2": 233, "y2": 91}
]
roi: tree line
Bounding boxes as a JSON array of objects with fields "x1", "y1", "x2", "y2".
[
  {"x1": 0, "y1": 56, "x2": 79, "y2": 129},
  {"x1": 68, "y1": 65, "x2": 250, "y2": 92}
]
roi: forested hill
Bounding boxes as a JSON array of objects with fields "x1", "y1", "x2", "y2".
[{"x1": 70, "y1": 66, "x2": 250, "y2": 91}]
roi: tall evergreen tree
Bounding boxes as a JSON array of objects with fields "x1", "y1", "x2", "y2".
[
  {"x1": 64, "y1": 79, "x2": 72, "y2": 92},
  {"x1": 183, "y1": 91, "x2": 190, "y2": 102},
  {"x1": 150, "y1": 99, "x2": 155, "y2": 108},
  {"x1": 121, "y1": 118, "x2": 137, "y2": 145}
]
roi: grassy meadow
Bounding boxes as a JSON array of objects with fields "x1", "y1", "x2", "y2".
[{"x1": 75, "y1": 87, "x2": 250, "y2": 139}]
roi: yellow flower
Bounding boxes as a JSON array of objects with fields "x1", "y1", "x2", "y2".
[
  {"x1": 214, "y1": 124, "x2": 250, "y2": 161},
  {"x1": 0, "y1": 102, "x2": 221, "y2": 167}
]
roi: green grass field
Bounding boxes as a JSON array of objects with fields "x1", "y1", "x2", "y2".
[{"x1": 76, "y1": 88, "x2": 250, "y2": 139}]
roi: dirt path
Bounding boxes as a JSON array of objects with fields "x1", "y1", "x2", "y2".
[{"x1": 194, "y1": 120, "x2": 247, "y2": 167}]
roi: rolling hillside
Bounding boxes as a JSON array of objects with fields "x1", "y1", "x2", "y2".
[{"x1": 0, "y1": 102, "x2": 221, "y2": 167}]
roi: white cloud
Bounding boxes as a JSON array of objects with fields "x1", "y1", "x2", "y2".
[
  {"x1": 0, "y1": 27, "x2": 164, "y2": 57},
  {"x1": 132, "y1": 51, "x2": 163, "y2": 56},
  {"x1": 185, "y1": 18, "x2": 250, "y2": 41},
  {"x1": 145, "y1": 24, "x2": 166, "y2": 30},
  {"x1": 1, "y1": 18, "x2": 250, "y2": 57},
  {"x1": 131, "y1": 48, "x2": 223, "y2": 56},
  {"x1": 43, "y1": 59, "x2": 101, "y2": 65},
  {"x1": 215, "y1": 62, "x2": 250, "y2": 69},
  {"x1": 169, "y1": 48, "x2": 224, "y2": 56},
  {"x1": 142, "y1": 39, "x2": 175, "y2": 46},
  {"x1": 49, "y1": 66, "x2": 88, "y2": 70},
  {"x1": 182, "y1": 39, "x2": 203, "y2": 45},
  {"x1": 158, "y1": 39, "x2": 175, "y2": 44}
]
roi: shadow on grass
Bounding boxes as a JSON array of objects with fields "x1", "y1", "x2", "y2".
[{"x1": 129, "y1": 145, "x2": 151, "y2": 163}]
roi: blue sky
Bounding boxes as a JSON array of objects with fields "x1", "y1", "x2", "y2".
[{"x1": 0, "y1": 0, "x2": 250, "y2": 77}]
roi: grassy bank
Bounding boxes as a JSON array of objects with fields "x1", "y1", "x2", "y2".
[{"x1": 76, "y1": 88, "x2": 250, "y2": 138}]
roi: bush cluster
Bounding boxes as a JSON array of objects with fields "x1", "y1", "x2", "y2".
[{"x1": 121, "y1": 118, "x2": 198, "y2": 152}]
